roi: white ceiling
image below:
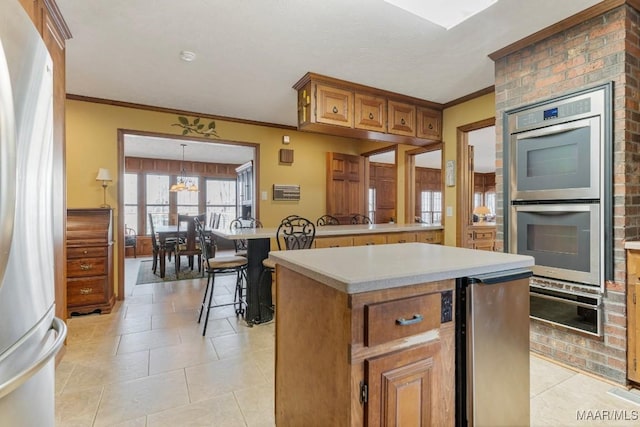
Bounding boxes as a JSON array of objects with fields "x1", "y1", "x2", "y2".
[{"x1": 58, "y1": 0, "x2": 601, "y2": 163}]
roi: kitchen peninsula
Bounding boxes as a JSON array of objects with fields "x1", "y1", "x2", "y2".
[{"x1": 269, "y1": 243, "x2": 534, "y2": 426}]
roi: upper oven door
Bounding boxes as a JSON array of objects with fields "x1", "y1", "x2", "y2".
[{"x1": 510, "y1": 117, "x2": 600, "y2": 201}]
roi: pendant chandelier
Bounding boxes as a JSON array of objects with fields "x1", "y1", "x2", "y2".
[{"x1": 170, "y1": 144, "x2": 198, "y2": 192}]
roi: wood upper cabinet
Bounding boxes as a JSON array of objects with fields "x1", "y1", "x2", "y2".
[
  {"x1": 417, "y1": 107, "x2": 442, "y2": 140},
  {"x1": 316, "y1": 84, "x2": 354, "y2": 127},
  {"x1": 355, "y1": 93, "x2": 386, "y2": 132},
  {"x1": 293, "y1": 73, "x2": 442, "y2": 146},
  {"x1": 388, "y1": 100, "x2": 416, "y2": 137}
]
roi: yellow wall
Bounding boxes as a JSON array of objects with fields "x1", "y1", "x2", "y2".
[
  {"x1": 66, "y1": 99, "x2": 388, "y2": 289},
  {"x1": 66, "y1": 94, "x2": 495, "y2": 293},
  {"x1": 441, "y1": 93, "x2": 496, "y2": 246}
]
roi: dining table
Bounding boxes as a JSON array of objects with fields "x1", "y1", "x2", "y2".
[{"x1": 155, "y1": 224, "x2": 212, "y2": 279}]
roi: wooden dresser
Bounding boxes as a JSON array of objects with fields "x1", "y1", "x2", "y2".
[
  {"x1": 467, "y1": 223, "x2": 496, "y2": 251},
  {"x1": 66, "y1": 208, "x2": 115, "y2": 315}
]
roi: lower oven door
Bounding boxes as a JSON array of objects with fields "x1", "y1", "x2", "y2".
[{"x1": 510, "y1": 203, "x2": 601, "y2": 286}]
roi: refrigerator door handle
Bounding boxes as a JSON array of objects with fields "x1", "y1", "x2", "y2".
[{"x1": 0, "y1": 316, "x2": 67, "y2": 400}]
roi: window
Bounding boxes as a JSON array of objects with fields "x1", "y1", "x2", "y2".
[
  {"x1": 485, "y1": 191, "x2": 496, "y2": 215},
  {"x1": 176, "y1": 175, "x2": 199, "y2": 215},
  {"x1": 420, "y1": 191, "x2": 442, "y2": 225},
  {"x1": 146, "y1": 174, "x2": 170, "y2": 234},
  {"x1": 206, "y1": 179, "x2": 236, "y2": 229},
  {"x1": 124, "y1": 173, "x2": 138, "y2": 232}
]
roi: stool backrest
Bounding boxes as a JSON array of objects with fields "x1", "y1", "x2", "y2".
[{"x1": 276, "y1": 216, "x2": 315, "y2": 250}]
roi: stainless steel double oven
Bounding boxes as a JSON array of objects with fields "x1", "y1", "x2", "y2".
[{"x1": 504, "y1": 84, "x2": 612, "y2": 336}]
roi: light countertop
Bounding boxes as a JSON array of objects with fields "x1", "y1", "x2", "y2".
[
  {"x1": 212, "y1": 222, "x2": 443, "y2": 240},
  {"x1": 625, "y1": 241, "x2": 640, "y2": 250},
  {"x1": 269, "y1": 242, "x2": 534, "y2": 294}
]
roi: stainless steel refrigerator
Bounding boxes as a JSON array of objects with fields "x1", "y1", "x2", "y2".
[{"x1": 0, "y1": 0, "x2": 67, "y2": 425}]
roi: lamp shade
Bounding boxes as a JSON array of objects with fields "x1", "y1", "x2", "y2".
[
  {"x1": 96, "y1": 168, "x2": 112, "y2": 181},
  {"x1": 473, "y1": 206, "x2": 491, "y2": 216}
]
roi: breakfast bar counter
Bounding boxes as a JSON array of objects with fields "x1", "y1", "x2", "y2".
[{"x1": 269, "y1": 243, "x2": 534, "y2": 426}]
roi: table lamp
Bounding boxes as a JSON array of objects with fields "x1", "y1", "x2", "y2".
[
  {"x1": 473, "y1": 206, "x2": 491, "y2": 223},
  {"x1": 96, "y1": 168, "x2": 112, "y2": 208}
]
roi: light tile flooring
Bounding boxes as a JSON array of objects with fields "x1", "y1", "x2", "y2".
[{"x1": 54, "y1": 257, "x2": 640, "y2": 426}]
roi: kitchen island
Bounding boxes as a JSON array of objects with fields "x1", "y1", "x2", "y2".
[{"x1": 269, "y1": 243, "x2": 534, "y2": 426}]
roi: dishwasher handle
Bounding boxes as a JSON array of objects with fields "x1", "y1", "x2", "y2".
[{"x1": 467, "y1": 268, "x2": 532, "y2": 285}]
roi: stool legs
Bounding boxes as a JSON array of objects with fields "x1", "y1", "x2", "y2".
[{"x1": 198, "y1": 267, "x2": 246, "y2": 336}]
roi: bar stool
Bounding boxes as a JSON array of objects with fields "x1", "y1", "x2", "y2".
[
  {"x1": 257, "y1": 215, "x2": 316, "y2": 322},
  {"x1": 195, "y1": 218, "x2": 248, "y2": 336}
]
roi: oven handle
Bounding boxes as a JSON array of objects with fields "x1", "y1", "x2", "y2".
[
  {"x1": 529, "y1": 291, "x2": 600, "y2": 309},
  {"x1": 517, "y1": 122, "x2": 589, "y2": 139}
]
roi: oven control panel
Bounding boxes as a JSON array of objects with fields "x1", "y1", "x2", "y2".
[{"x1": 516, "y1": 97, "x2": 592, "y2": 129}]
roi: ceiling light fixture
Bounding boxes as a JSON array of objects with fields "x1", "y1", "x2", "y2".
[
  {"x1": 180, "y1": 50, "x2": 196, "y2": 62},
  {"x1": 170, "y1": 144, "x2": 198, "y2": 192},
  {"x1": 383, "y1": 0, "x2": 497, "y2": 30}
]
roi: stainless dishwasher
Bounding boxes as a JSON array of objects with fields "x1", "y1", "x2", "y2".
[{"x1": 455, "y1": 268, "x2": 533, "y2": 427}]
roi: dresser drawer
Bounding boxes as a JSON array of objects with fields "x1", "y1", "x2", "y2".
[
  {"x1": 67, "y1": 277, "x2": 108, "y2": 307},
  {"x1": 364, "y1": 292, "x2": 442, "y2": 347},
  {"x1": 353, "y1": 234, "x2": 387, "y2": 246},
  {"x1": 67, "y1": 257, "x2": 107, "y2": 277},
  {"x1": 67, "y1": 246, "x2": 107, "y2": 259},
  {"x1": 473, "y1": 230, "x2": 495, "y2": 240}
]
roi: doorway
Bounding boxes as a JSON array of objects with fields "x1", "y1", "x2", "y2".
[
  {"x1": 365, "y1": 147, "x2": 397, "y2": 223},
  {"x1": 456, "y1": 118, "x2": 496, "y2": 248},
  {"x1": 116, "y1": 130, "x2": 258, "y2": 299},
  {"x1": 405, "y1": 143, "x2": 444, "y2": 225}
]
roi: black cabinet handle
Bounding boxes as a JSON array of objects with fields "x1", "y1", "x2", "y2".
[
  {"x1": 332, "y1": 106, "x2": 338, "y2": 114},
  {"x1": 396, "y1": 314, "x2": 423, "y2": 326},
  {"x1": 369, "y1": 112, "x2": 374, "y2": 119}
]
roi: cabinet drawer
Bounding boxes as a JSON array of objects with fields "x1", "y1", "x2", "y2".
[
  {"x1": 67, "y1": 246, "x2": 107, "y2": 259},
  {"x1": 385, "y1": 232, "x2": 416, "y2": 244},
  {"x1": 364, "y1": 293, "x2": 442, "y2": 347},
  {"x1": 415, "y1": 231, "x2": 443, "y2": 244},
  {"x1": 315, "y1": 236, "x2": 353, "y2": 248},
  {"x1": 67, "y1": 277, "x2": 108, "y2": 307},
  {"x1": 353, "y1": 234, "x2": 387, "y2": 246},
  {"x1": 67, "y1": 257, "x2": 107, "y2": 277}
]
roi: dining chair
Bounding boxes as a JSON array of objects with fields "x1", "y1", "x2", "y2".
[
  {"x1": 229, "y1": 217, "x2": 263, "y2": 257},
  {"x1": 351, "y1": 214, "x2": 372, "y2": 224},
  {"x1": 195, "y1": 217, "x2": 248, "y2": 336},
  {"x1": 316, "y1": 214, "x2": 340, "y2": 226},
  {"x1": 148, "y1": 213, "x2": 176, "y2": 274},
  {"x1": 175, "y1": 213, "x2": 206, "y2": 277},
  {"x1": 124, "y1": 225, "x2": 137, "y2": 258},
  {"x1": 258, "y1": 215, "x2": 316, "y2": 322}
]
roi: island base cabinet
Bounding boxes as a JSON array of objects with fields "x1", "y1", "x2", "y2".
[{"x1": 275, "y1": 265, "x2": 455, "y2": 427}]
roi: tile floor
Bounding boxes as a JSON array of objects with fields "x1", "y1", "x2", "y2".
[{"x1": 54, "y1": 257, "x2": 640, "y2": 426}]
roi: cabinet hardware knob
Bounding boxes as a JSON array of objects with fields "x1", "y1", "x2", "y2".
[
  {"x1": 79, "y1": 288, "x2": 93, "y2": 295},
  {"x1": 332, "y1": 106, "x2": 338, "y2": 114},
  {"x1": 83, "y1": 250, "x2": 88, "y2": 254},
  {"x1": 368, "y1": 112, "x2": 374, "y2": 120},
  {"x1": 396, "y1": 314, "x2": 423, "y2": 326},
  {"x1": 428, "y1": 123, "x2": 433, "y2": 129}
]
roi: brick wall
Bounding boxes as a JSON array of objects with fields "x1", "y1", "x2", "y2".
[{"x1": 494, "y1": 5, "x2": 640, "y2": 384}]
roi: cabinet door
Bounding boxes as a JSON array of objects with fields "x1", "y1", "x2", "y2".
[
  {"x1": 365, "y1": 343, "x2": 439, "y2": 427},
  {"x1": 416, "y1": 107, "x2": 442, "y2": 140},
  {"x1": 388, "y1": 101, "x2": 416, "y2": 137},
  {"x1": 326, "y1": 152, "x2": 364, "y2": 223},
  {"x1": 355, "y1": 93, "x2": 386, "y2": 132},
  {"x1": 316, "y1": 84, "x2": 353, "y2": 127},
  {"x1": 628, "y1": 251, "x2": 640, "y2": 383}
]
